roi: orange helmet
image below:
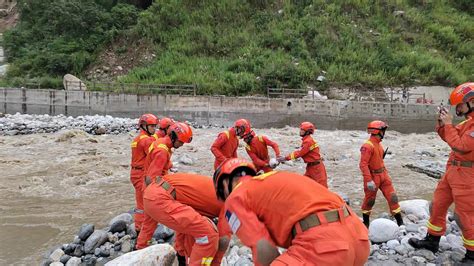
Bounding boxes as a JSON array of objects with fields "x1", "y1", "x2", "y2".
[
  {"x1": 159, "y1": 117, "x2": 174, "y2": 131},
  {"x1": 367, "y1": 120, "x2": 388, "y2": 135},
  {"x1": 448, "y1": 82, "x2": 474, "y2": 106},
  {"x1": 300, "y1": 122, "x2": 315, "y2": 134},
  {"x1": 234, "y1": 119, "x2": 251, "y2": 138},
  {"x1": 168, "y1": 122, "x2": 193, "y2": 143},
  {"x1": 213, "y1": 158, "x2": 257, "y2": 200},
  {"x1": 138, "y1": 114, "x2": 158, "y2": 129}
]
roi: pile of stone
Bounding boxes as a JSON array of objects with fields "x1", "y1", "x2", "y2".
[
  {"x1": 366, "y1": 199, "x2": 466, "y2": 265},
  {"x1": 0, "y1": 113, "x2": 214, "y2": 136},
  {"x1": 41, "y1": 213, "x2": 175, "y2": 266}
]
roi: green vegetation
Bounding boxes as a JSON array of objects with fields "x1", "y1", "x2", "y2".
[{"x1": 2, "y1": 1, "x2": 473, "y2": 95}]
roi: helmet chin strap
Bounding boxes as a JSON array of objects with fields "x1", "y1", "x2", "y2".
[
  {"x1": 141, "y1": 125, "x2": 152, "y2": 135},
  {"x1": 456, "y1": 102, "x2": 473, "y2": 117}
]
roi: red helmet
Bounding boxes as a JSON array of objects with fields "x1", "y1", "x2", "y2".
[
  {"x1": 138, "y1": 114, "x2": 158, "y2": 128},
  {"x1": 234, "y1": 119, "x2": 251, "y2": 138},
  {"x1": 367, "y1": 120, "x2": 388, "y2": 135},
  {"x1": 300, "y1": 122, "x2": 315, "y2": 134},
  {"x1": 449, "y1": 82, "x2": 474, "y2": 106},
  {"x1": 159, "y1": 117, "x2": 174, "y2": 131},
  {"x1": 168, "y1": 122, "x2": 193, "y2": 143},
  {"x1": 213, "y1": 158, "x2": 257, "y2": 200}
]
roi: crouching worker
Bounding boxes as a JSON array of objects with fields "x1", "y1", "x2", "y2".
[
  {"x1": 143, "y1": 172, "x2": 231, "y2": 266},
  {"x1": 213, "y1": 158, "x2": 369, "y2": 266}
]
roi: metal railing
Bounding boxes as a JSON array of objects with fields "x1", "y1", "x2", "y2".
[{"x1": 267, "y1": 87, "x2": 308, "y2": 98}]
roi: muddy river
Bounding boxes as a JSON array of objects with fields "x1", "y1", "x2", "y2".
[{"x1": 0, "y1": 127, "x2": 447, "y2": 264}]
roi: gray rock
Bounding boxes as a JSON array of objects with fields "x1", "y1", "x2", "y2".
[
  {"x1": 60, "y1": 255, "x2": 71, "y2": 264},
  {"x1": 435, "y1": 252, "x2": 453, "y2": 265},
  {"x1": 114, "y1": 243, "x2": 121, "y2": 251},
  {"x1": 84, "y1": 230, "x2": 108, "y2": 254},
  {"x1": 399, "y1": 199, "x2": 430, "y2": 220},
  {"x1": 73, "y1": 236, "x2": 81, "y2": 244},
  {"x1": 238, "y1": 246, "x2": 252, "y2": 257},
  {"x1": 78, "y1": 224, "x2": 95, "y2": 241},
  {"x1": 117, "y1": 231, "x2": 126, "y2": 238},
  {"x1": 63, "y1": 244, "x2": 75, "y2": 255},
  {"x1": 50, "y1": 262, "x2": 64, "y2": 266},
  {"x1": 153, "y1": 224, "x2": 174, "y2": 240},
  {"x1": 65, "y1": 257, "x2": 81, "y2": 266},
  {"x1": 41, "y1": 259, "x2": 54, "y2": 266},
  {"x1": 413, "y1": 249, "x2": 435, "y2": 261},
  {"x1": 405, "y1": 223, "x2": 419, "y2": 233},
  {"x1": 412, "y1": 256, "x2": 426, "y2": 264},
  {"x1": 451, "y1": 247, "x2": 466, "y2": 261},
  {"x1": 439, "y1": 236, "x2": 451, "y2": 250},
  {"x1": 375, "y1": 253, "x2": 389, "y2": 260},
  {"x1": 126, "y1": 225, "x2": 137, "y2": 239},
  {"x1": 235, "y1": 256, "x2": 253, "y2": 266},
  {"x1": 72, "y1": 244, "x2": 84, "y2": 257},
  {"x1": 109, "y1": 220, "x2": 127, "y2": 234},
  {"x1": 178, "y1": 154, "x2": 194, "y2": 165},
  {"x1": 447, "y1": 234, "x2": 464, "y2": 249},
  {"x1": 94, "y1": 247, "x2": 101, "y2": 256},
  {"x1": 369, "y1": 218, "x2": 399, "y2": 243},
  {"x1": 96, "y1": 257, "x2": 110, "y2": 266},
  {"x1": 121, "y1": 239, "x2": 132, "y2": 253},
  {"x1": 107, "y1": 233, "x2": 118, "y2": 244},
  {"x1": 108, "y1": 213, "x2": 133, "y2": 227},
  {"x1": 386, "y1": 239, "x2": 400, "y2": 249},
  {"x1": 50, "y1": 248, "x2": 65, "y2": 262},
  {"x1": 84, "y1": 255, "x2": 97, "y2": 266}
]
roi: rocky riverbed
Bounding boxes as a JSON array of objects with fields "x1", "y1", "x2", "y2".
[{"x1": 0, "y1": 113, "x2": 457, "y2": 265}]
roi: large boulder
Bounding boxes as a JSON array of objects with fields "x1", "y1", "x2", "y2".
[
  {"x1": 105, "y1": 244, "x2": 176, "y2": 266},
  {"x1": 63, "y1": 74, "x2": 87, "y2": 91},
  {"x1": 399, "y1": 199, "x2": 430, "y2": 220},
  {"x1": 153, "y1": 224, "x2": 174, "y2": 241},
  {"x1": 78, "y1": 223, "x2": 95, "y2": 241},
  {"x1": 368, "y1": 218, "x2": 399, "y2": 243}
]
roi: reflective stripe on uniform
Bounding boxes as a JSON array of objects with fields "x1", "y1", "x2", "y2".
[
  {"x1": 361, "y1": 210, "x2": 371, "y2": 214},
  {"x1": 258, "y1": 135, "x2": 264, "y2": 142},
  {"x1": 290, "y1": 152, "x2": 296, "y2": 160},
  {"x1": 195, "y1": 235, "x2": 209, "y2": 245},
  {"x1": 309, "y1": 143, "x2": 319, "y2": 151},
  {"x1": 245, "y1": 144, "x2": 251, "y2": 151},
  {"x1": 462, "y1": 235, "x2": 474, "y2": 247},
  {"x1": 157, "y1": 143, "x2": 170, "y2": 153},
  {"x1": 131, "y1": 141, "x2": 138, "y2": 148},
  {"x1": 148, "y1": 143, "x2": 155, "y2": 153},
  {"x1": 365, "y1": 140, "x2": 374, "y2": 147},
  {"x1": 427, "y1": 221, "x2": 443, "y2": 232},
  {"x1": 135, "y1": 208, "x2": 144, "y2": 214},
  {"x1": 224, "y1": 130, "x2": 229, "y2": 139},
  {"x1": 201, "y1": 257, "x2": 213, "y2": 266},
  {"x1": 391, "y1": 207, "x2": 401, "y2": 214},
  {"x1": 139, "y1": 135, "x2": 148, "y2": 140},
  {"x1": 252, "y1": 170, "x2": 277, "y2": 180}
]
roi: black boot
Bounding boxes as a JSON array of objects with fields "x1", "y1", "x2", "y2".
[
  {"x1": 363, "y1": 213, "x2": 370, "y2": 228},
  {"x1": 394, "y1": 213, "x2": 404, "y2": 226},
  {"x1": 177, "y1": 254, "x2": 186, "y2": 266},
  {"x1": 460, "y1": 249, "x2": 474, "y2": 264},
  {"x1": 408, "y1": 233, "x2": 440, "y2": 253}
]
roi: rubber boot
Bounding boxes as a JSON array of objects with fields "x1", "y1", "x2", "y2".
[
  {"x1": 394, "y1": 213, "x2": 404, "y2": 226},
  {"x1": 363, "y1": 213, "x2": 370, "y2": 228},
  {"x1": 460, "y1": 249, "x2": 474, "y2": 264},
  {"x1": 408, "y1": 233, "x2": 440, "y2": 253},
  {"x1": 177, "y1": 254, "x2": 186, "y2": 266}
]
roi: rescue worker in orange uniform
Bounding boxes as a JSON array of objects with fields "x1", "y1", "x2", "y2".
[
  {"x1": 143, "y1": 173, "x2": 232, "y2": 266},
  {"x1": 136, "y1": 122, "x2": 193, "y2": 250},
  {"x1": 130, "y1": 114, "x2": 159, "y2": 232},
  {"x1": 243, "y1": 130, "x2": 281, "y2": 173},
  {"x1": 213, "y1": 158, "x2": 369, "y2": 266},
  {"x1": 277, "y1": 122, "x2": 328, "y2": 187},
  {"x1": 210, "y1": 119, "x2": 246, "y2": 170},
  {"x1": 157, "y1": 117, "x2": 174, "y2": 138},
  {"x1": 359, "y1": 120, "x2": 403, "y2": 228},
  {"x1": 409, "y1": 82, "x2": 474, "y2": 263}
]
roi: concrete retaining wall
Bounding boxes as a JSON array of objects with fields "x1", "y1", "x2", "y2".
[{"x1": 0, "y1": 88, "x2": 441, "y2": 133}]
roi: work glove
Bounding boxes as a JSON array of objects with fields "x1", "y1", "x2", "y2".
[
  {"x1": 269, "y1": 158, "x2": 279, "y2": 169},
  {"x1": 366, "y1": 180, "x2": 376, "y2": 191},
  {"x1": 276, "y1": 156, "x2": 286, "y2": 163}
]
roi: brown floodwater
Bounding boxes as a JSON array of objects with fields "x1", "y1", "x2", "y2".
[{"x1": 0, "y1": 127, "x2": 446, "y2": 265}]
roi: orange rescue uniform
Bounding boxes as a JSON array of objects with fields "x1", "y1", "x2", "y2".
[
  {"x1": 143, "y1": 173, "x2": 231, "y2": 266},
  {"x1": 285, "y1": 135, "x2": 328, "y2": 187},
  {"x1": 359, "y1": 135, "x2": 401, "y2": 215},
  {"x1": 224, "y1": 171, "x2": 369, "y2": 266},
  {"x1": 245, "y1": 135, "x2": 280, "y2": 173},
  {"x1": 427, "y1": 113, "x2": 474, "y2": 251},
  {"x1": 136, "y1": 136, "x2": 173, "y2": 249},
  {"x1": 130, "y1": 131, "x2": 158, "y2": 231},
  {"x1": 210, "y1": 128, "x2": 239, "y2": 170}
]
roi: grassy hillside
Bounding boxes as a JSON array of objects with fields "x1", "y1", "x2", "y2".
[{"x1": 2, "y1": 0, "x2": 473, "y2": 95}]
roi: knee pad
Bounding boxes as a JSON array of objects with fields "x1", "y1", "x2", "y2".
[
  {"x1": 367, "y1": 198, "x2": 376, "y2": 207},
  {"x1": 390, "y1": 194, "x2": 399, "y2": 204}
]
